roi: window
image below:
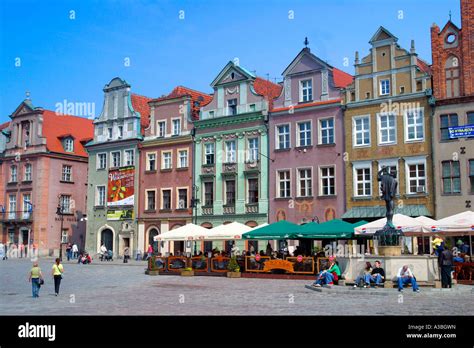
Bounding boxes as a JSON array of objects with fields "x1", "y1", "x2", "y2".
[
  {"x1": 162, "y1": 190, "x2": 171, "y2": 210},
  {"x1": 248, "y1": 178, "x2": 259, "y2": 204},
  {"x1": 225, "y1": 180, "x2": 236, "y2": 205},
  {"x1": 320, "y1": 167, "x2": 335, "y2": 196},
  {"x1": 124, "y1": 150, "x2": 134, "y2": 166},
  {"x1": 178, "y1": 189, "x2": 188, "y2": 209},
  {"x1": 378, "y1": 113, "x2": 396, "y2": 144},
  {"x1": 162, "y1": 152, "x2": 172, "y2": 169},
  {"x1": 377, "y1": 162, "x2": 399, "y2": 195},
  {"x1": 64, "y1": 138, "x2": 74, "y2": 152},
  {"x1": 97, "y1": 153, "x2": 107, "y2": 170},
  {"x1": 208, "y1": 111, "x2": 215, "y2": 118},
  {"x1": 469, "y1": 160, "x2": 474, "y2": 193},
  {"x1": 277, "y1": 170, "x2": 291, "y2": 198},
  {"x1": 172, "y1": 119, "x2": 181, "y2": 136},
  {"x1": 227, "y1": 99, "x2": 237, "y2": 116},
  {"x1": 157, "y1": 121, "x2": 166, "y2": 137},
  {"x1": 118, "y1": 126, "x2": 123, "y2": 138},
  {"x1": 178, "y1": 150, "x2": 188, "y2": 168},
  {"x1": 440, "y1": 114, "x2": 458, "y2": 141},
  {"x1": 204, "y1": 182, "x2": 214, "y2": 206},
  {"x1": 249, "y1": 104, "x2": 256, "y2": 112},
  {"x1": 298, "y1": 122, "x2": 311, "y2": 147},
  {"x1": 22, "y1": 194, "x2": 31, "y2": 219},
  {"x1": 442, "y1": 161, "x2": 461, "y2": 194},
  {"x1": 10, "y1": 166, "x2": 17, "y2": 182},
  {"x1": 107, "y1": 128, "x2": 113, "y2": 140},
  {"x1": 354, "y1": 166, "x2": 372, "y2": 197},
  {"x1": 62, "y1": 165, "x2": 72, "y2": 182},
  {"x1": 96, "y1": 186, "x2": 106, "y2": 206},
  {"x1": 61, "y1": 229, "x2": 69, "y2": 244},
  {"x1": 445, "y1": 56, "x2": 460, "y2": 98},
  {"x1": 276, "y1": 124, "x2": 290, "y2": 149},
  {"x1": 405, "y1": 109, "x2": 424, "y2": 141},
  {"x1": 467, "y1": 112, "x2": 474, "y2": 125},
  {"x1": 319, "y1": 118, "x2": 334, "y2": 144},
  {"x1": 406, "y1": 161, "x2": 426, "y2": 194},
  {"x1": 111, "y1": 151, "x2": 121, "y2": 168},
  {"x1": 300, "y1": 79, "x2": 312, "y2": 102},
  {"x1": 248, "y1": 138, "x2": 259, "y2": 162},
  {"x1": 146, "y1": 190, "x2": 156, "y2": 210},
  {"x1": 8, "y1": 195, "x2": 16, "y2": 219},
  {"x1": 147, "y1": 153, "x2": 156, "y2": 171},
  {"x1": 98, "y1": 125, "x2": 104, "y2": 136},
  {"x1": 127, "y1": 122, "x2": 134, "y2": 132},
  {"x1": 24, "y1": 164, "x2": 32, "y2": 181},
  {"x1": 400, "y1": 86, "x2": 405, "y2": 94},
  {"x1": 204, "y1": 143, "x2": 215, "y2": 165},
  {"x1": 225, "y1": 141, "x2": 236, "y2": 163},
  {"x1": 353, "y1": 116, "x2": 370, "y2": 147},
  {"x1": 298, "y1": 168, "x2": 312, "y2": 197},
  {"x1": 380, "y1": 79, "x2": 390, "y2": 96},
  {"x1": 60, "y1": 195, "x2": 71, "y2": 214}
]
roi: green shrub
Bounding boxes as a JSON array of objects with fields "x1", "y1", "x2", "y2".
[{"x1": 227, "y1": 256, "x2": 240, "y2": 272}]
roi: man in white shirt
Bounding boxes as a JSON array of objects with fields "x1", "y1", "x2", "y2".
[
  {"x1": 397, "y1": 265, "x2": 420, "y2": 292},
  {"x1": 72, "y1": 244, "x2": 78, "y2": 259},
  {"x1": 100, "y1": 243, "x2": 107, "y2": 261}
]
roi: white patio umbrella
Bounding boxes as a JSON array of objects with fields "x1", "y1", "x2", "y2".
[
  {"x1": 203, "y1": 222, "x2": 252, "y2": 240},
  {"x1": 354, "y1": 213, "x2": 425, "y2": 235},
  {"x1": 431, "y1": 211, "x2": 473, "y2": 258},
  {"x1": 414, "y1": 216, "x2": 439, "y2": 233},
  {"x1": 155, "y1": 223, "x2": 209, "y2": 242}
]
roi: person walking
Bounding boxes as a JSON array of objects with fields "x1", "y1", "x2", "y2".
[
  {"x1": 29, "y1": 262, "x2": 44, "y2": 298},
  {"x1": 52, "y1": 258, "x2": 64, "y2": 296},
  {"x1": 72, "y1": 243, "x2": 78, "y2": 259},
  {"x1": 66, "y1": 243, "x2": 72, "y2": 261},
  {"x1": 123, "y1": 246, "x2": 130, "y2": 263},
  {"x1": 439, "y1": 248, "x2": 454, "y2": 288}
]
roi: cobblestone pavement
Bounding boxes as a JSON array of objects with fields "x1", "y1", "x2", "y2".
[{"x1": 1, "y1": 258, "x2": 472, "y2": 316}]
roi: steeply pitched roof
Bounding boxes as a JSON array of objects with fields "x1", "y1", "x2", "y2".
[
  {"x1": 131, "y1": 93, "x2": 152, "y2": 132},
  {"x1": 0, "y1": 121, "x2": 10, "y2": 131},
  {"x1": 333, "y1": 68, "x2": 353, "y2": 88},
  {"x1": 416, "y1": 57, "x2": 432, "y2": 75},
  {"x1": 42, "y1": 110, "x2": 94, "y2": 157},
  {"x1": 253, "y1": 77, "x2": 283, "y2": 110}
]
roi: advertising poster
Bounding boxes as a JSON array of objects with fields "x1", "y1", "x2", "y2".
[{"x1": 108, "y1": 166, "x2": 135, "y2": 207}]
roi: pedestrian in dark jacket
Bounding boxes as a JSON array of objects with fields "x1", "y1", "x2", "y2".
[{"x1": 439, "y1": 248, "x2": 454, "y2": 288}]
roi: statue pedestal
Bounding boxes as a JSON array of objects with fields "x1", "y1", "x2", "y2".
[
  {"x1": 374, "y1": 226, "x2": 403, "y2": 256},
  {"x1": 377, "y1": 246, "x2": 401, "y2": 256}
]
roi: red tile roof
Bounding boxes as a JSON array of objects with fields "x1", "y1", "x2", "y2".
[
  {"x1": 149, "y1": 86, "x2": 212, "y2": 119},
  {"x1": 253, "y1": 77, "x2": 283, "y2": 110},
  {"x1": 272, "y1": 99, "x2": 342, "y2": 113},
  {"x1": 416, "y1": 58, "x2": 432, "y2": 75},
  {"x1": 0, "y1": 121, "x2": 10, "y2": 131},
  {"x1": 333, "y1": 68, "x2": 353, "y2": 88},
  {"x1": 131, "y1": 93, "x2": 152, "y2": 132},
  {"x1": 42, "y1": 110, "x2": 94, "y2": 157}
]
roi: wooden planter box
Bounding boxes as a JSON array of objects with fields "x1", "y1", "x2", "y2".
[
  {"x1": 180, "y1": 270, "x2": 194, "y2": 277},
  {"x1": 226, "y1": 272, "x2": 241, "y2": 278}
]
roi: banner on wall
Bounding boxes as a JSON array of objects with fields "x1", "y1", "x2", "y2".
[
  {"x1": 107, "y1": 166, "x2": 135, "y2": 207},
  {"x1": 107, "y1": 209, "x2": 134, "y2": 221}
]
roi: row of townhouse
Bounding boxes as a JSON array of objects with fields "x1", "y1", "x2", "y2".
[{"x1": 1, "y1": 0, "x2": 472, "y2": 257}]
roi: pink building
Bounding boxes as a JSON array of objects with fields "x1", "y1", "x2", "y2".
[{"x1": 0, "y1": 99, "x2": 93, "y2": 257}]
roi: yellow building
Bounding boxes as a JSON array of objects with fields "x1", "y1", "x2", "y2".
[{"x1": 342, "y1": 27, "x2": 435, "y2": 228}]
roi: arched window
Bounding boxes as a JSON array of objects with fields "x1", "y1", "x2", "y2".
[{"x1": 445, "y1": 56, "x2": 460, "y2": 97}]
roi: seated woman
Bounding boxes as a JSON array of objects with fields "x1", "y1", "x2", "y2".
[
  {"x1": 312, "y1": 257, "x2": 341, "y2": 287},
  {"x1": 354, "y1": 262, "x2": 372, "y2": 288}
]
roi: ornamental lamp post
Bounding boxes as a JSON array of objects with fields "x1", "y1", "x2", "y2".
[{"x1": 56, "y1": 203, "x2": 64, "y2": 260}]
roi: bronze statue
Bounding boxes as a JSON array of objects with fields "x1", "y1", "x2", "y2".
[{"x1": 377, "y1": 166, "x2": 397, "y2": 229}]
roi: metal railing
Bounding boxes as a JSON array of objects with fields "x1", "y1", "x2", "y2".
[{"x1": 0, "y1": 210, "x2": 33, "y2": 222}]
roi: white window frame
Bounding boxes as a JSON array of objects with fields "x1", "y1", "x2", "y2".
[
  {"x1": 247, "y1": 177, "x2": 259, "y2": 204},
  {"x1": 247, "y1": 137, "x2": 259, "y2": 162},
  {"x1": 97, "y1": 153, "x2": 107, "y2": 170},
  {"x1": 145, "y1": 189, "x2": 157, "y2": 211},
  {"x1": 64, "y1": 138, "x2": 74, "y2": 152},
  {"x1": 353, "y1": 161, "x2": 372, "y2": 197},
  {"x1": 24, "y1": 163, "x2": 32, "y2": 181},
  {"x1": 62, "y1": 165, "x2": 73, "y2": 182},
  {"x1": 146, "y1": 152, "x2": 157, "y2": 171},
  {"x1": 275, "y1": 123, "x2": 291, "y2": 150},
  {"x1": 297, "y1": 167, "x2": 313, "y2": 198},
  {"x1": 157, "y1": 120, "x2": 166, "y2": 138},
  {"x1": 379, "y1": 79, "x2": 390, "y2": 96},
  {"x1": 276, "y1": 169, "x2": 291, "y2": 198},
  {"x1": 225, "y1": 140, "x2": 236, "y2": 163},
  {"x1": 161, "y1": 188, "x2": 172, "y2": 210},
  {"x1": 96, "y1": 185, "x2": 106, "y2": 206},
  {"x1": 177, "y1": 148, "x2": 188, "y2": 168},
  {"x1": 124, "y1": 149, "x2": 135, "y2": 166},
  {"x1": 61, "y1": 229, "x2": 69, "y2": 244},
  {"x1": 352, "y1": 115, "x2": 371, "y2": 147},
  {"x1": 8, "y1": 194, "x2": 16, "y2": 219},
  {"x1": 22, "y1": 193, "x2": 32, "y2": 219},
  {"x1": 111, "y1": 151, "x2": 121, "y2": 168},
  {"x1": 60, "y1": 195, "x2": 72, "y2": 214},
  {"x1": 172, "y1": 118, "x2": 181, "y2": 136},
  {"x1": 10, "y1": 165, "x2": 17, "y2": 183},
  {"x1": 299, "y1": 78, "x2": 313, "y2": 102},
  {"x1": 319, "y1": 165, "x2": 336, "y2": 196},
  {"x1": 227, "y1": 98, "x2": 238, "y2": 116},
  {"x1": 161, "y1": 151, "x2": 172, "y2": 170},
  {"x1": 107, "y1": 127, "x2": 113, "y2": 140},
  {"x1": 204, "y1": 143, "x2": 215, "y2": 165},
  {"x1": 404, "y1": 156, "x2": 427, "y2": 195},
  {"x1": 404, "y1": 108, "x2": 425, "y2": 142},
  {"x1": 118, "y1": 125, "x2": 123, "y2": 139},
  {"x1": 319, "y1": 117, "x2": 335, "y2": 145},
  {"x1": 377, "y1": 113, "x2": 397, "y2": 145},
  {"x1": 297, "y1": 120, "x2": 312, "y2": 147},
  {"x1": 176, "y1": 187, "x2": 188, "y2": 209}
]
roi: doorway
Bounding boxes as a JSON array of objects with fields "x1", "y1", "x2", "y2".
[{"x1": 101, "y1": 229, "x2": 113, "y2": 251}]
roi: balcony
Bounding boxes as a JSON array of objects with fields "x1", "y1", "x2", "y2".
[
  {"x1": 245, "y1": 204, "x2": 259, "y2": 214},
  {"x1": 244, "y1": 160, "x2": 260, "y2": 174},
  {"x1": 222, "y1": 162, "x2": 237, "y2": 175},
  {"x1": 201, "y1": 101, "x2": 268, "y2": 120},
  {"x1": 223, "y1": 205, "x2": 235, "y2": 214},
  {"x1": 0, "y1": 210, "x2": 33, "y2": 223},
  {"x1": 202, "y1": 207, "x2": 214, "y2": 215}
]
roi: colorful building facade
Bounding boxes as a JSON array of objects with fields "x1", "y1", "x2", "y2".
[
  {"x1": 341, "y1": 27, "x2": 435, "y2": 224},
  {"x1": 193, "y1": 61, "x2": 281, "y2": 252},
  {"x1": 430, "y1": 0, "x2": 474, "y2": 219},
  {"x1": 138, "y1": 86, "x2": 211, "y2": 255},
  {"x1": 0, "y1": 99, "x2": 93, "y2": 256},
  {"x1": 270, "y1": 46, "x2": 352, "y2": 226},
  {"x1": 85, "y1": 77, "x2": 150, "y2": 257}
]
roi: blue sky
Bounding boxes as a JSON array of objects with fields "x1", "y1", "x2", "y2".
[{"x1": 0, "y1": 0, "x2": 461, "y2": 122}]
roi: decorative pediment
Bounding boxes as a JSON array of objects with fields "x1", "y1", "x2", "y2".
[
  {"x1": 103, "y1": 77, "x2": 130, "y2": 92},
  {"x1": 10, "y1": 100, "x2": 37, "y2": 118},
  {"x1": 369, "y1": 26, "x2": 398, "y2": 44},
  {"x1": 282, "y1": 48, "x2": 331, "y2": 76},
  {"x1": 210, "y1": 61, "x2": 255, "y2": 87}
]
